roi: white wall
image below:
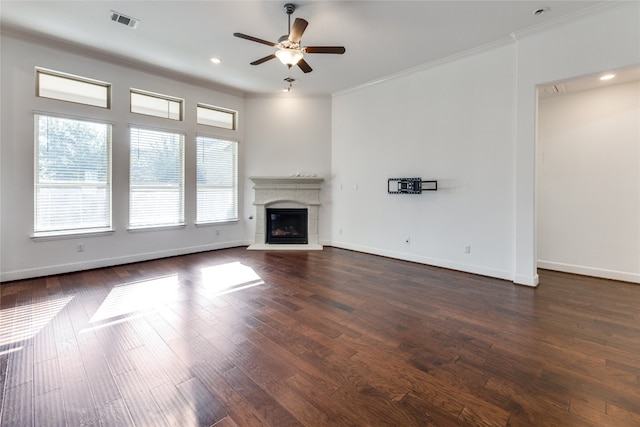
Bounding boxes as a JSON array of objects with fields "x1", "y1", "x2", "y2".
[
  {"x1": 537, "y1": 81, "x2": 640, "y2": 283},
  {"x1": 514, "y1": 2, "x2": 640, "y2": 285},
  {"x1": 0, "y1": 36, "x2": 246, "y2": 281},
  {"x1": 332, "y1": 44, "x2": 517, "y2": 280},
  {"x1": 2, "y1": 3, "x2": 638, "y2": 285},
  {"x1": 331, "y1": 2, "x2": 640, "y2": 285},
  {"x1": 242, "y1": 96, "x2": 332, "y2": 243}
]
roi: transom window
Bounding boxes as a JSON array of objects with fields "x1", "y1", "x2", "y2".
[
  {"x1": 130, "y1": 89, "x2": 183, "y2": 121},
  {"x1": 36, "y1": 68, "x2": 111, "y2": 108},
  {"x1": 197, "y1": 103, "x2": 237, "y2": 130},
  {"x1": 34, "y1": 114, "x2": 112, "y2": 235},
  {"x1": 129, "y1": 127, "x2": 185, "y2": 228}
]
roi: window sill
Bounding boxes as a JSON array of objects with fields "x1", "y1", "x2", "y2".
[
  {"x1": 195, "y1": 220, "x2": 238, "y2": 227},
  {"x1": 32, "y1": 229, "x2": 115, "y2": 242},
  {"x1": 127, "y1": 224, "x2": 186, "y2": 233}
]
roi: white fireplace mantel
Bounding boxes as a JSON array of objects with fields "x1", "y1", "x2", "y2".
[{"x1": 248, "y1": 176, "x2": 324, "y2": 250}]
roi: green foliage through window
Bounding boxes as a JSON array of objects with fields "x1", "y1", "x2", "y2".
[
  {"x1": 196, "y1": 136, "x2": 238, "y2": 223},
  {"x1": 129, "y1": 127, "x2": 185, "y2": 228},
  {"x1": 35, "y1": 115, "x2": 111, "y2": 234}
]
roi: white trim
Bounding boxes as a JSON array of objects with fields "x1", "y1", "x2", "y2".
[
  {"x1": 0, "y1": 241, "x2": 245, "y2": 282},
  {"x1": 329, "y1": 240, "x2": 515, "y2": 283},
  {"x1": 509, "y1": 2, "x2": 616, "y2": 41},
  {"x1": 32, "y1": 229, "x2": 115, "y2": 241},
  {"x1": 513, "y1": 274, "x2": 539, "y2": 288},
  {"x1": 332, "y1": 3, "x2": 618, "y2": 99},
  {"x1": 0, "y1": 25, "x2": 245, "y2": 97},
  {"x1": 127, "y1": 224, "x2": 186, "y2": 233},
  {"x1": 247, "y1": 244, "x2": 323, "y2": 251},
  {"x1": 538, "y1": 260, "x2": 640, "y2": 284},
  {"x1": 333, "y1": 38, "x2": 514, "y2": 98}
]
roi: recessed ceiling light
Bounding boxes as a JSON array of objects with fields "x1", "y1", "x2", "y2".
[
  {"x1": 599, "y1": 74, "x2": 615, "y2": 81},
  {"x1": 210, "y1": 57, "x2": 221, "y2": 64},
  {"x1": 533, "y1": 7, "x2": 550, "y2": 16}
]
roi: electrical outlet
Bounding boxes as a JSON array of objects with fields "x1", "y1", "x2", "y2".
[
  {"x1": 215, "y1": 229, "x2": 220, "y2": 236},
  {"x1": 464, "y1": 245, "x2": 471, "y2": 254},
  {"x1": 77, "y1": 243, "x2": 84, "y2": 252}
]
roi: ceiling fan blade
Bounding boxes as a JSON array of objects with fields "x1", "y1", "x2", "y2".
[
  {"x1": 233, "y1": 33, "x2": 276, "y2": 47},
  {"x1": 297, "y1": 58, "x2": 313, "y2": 74},
  {"x1": 250, "y1": 54, "x2": 276, "y2": 65},
  {"x1": 305, "y1": 46, "x2": 346, "y2": 54},
  {"x1": 289, "y1": 18, "x2": 308, "y2": 43}
]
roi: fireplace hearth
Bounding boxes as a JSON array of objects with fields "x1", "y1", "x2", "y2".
[{"x1": 267, "y1": 208, "x2": 308, "y2": 244}]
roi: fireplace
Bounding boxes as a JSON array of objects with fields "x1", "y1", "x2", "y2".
[
  {"x1": 267, "y1": 208, "x2": 308, "y2": 244},
  {"x1": 248, "y1": 176, "x2": 324, "y2": 250}
]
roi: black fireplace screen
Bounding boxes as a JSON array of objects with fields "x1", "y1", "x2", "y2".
[{"x1": 266, "y1": 208, "x2": 308, "y2": 244}]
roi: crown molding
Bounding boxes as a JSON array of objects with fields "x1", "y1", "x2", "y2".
[
  {"x1": 1, "y1": 24, "x2": 246, "y2": 98},
  {"x1": 333, "y1": 37, "x2": 515, "y2": 98},
  {"x1": 509, "y1": 1, "x2": 618, "y2": 40},
  {"x1": 332, "y1": 1, "x2": 622, "y2": 99}
]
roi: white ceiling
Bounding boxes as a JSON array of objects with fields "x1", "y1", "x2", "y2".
[{"x1": 0, "y1": 1, "x2": 615, "y2": 96}]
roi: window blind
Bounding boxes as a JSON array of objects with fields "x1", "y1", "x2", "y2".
[
  {"x1": 129, "y1": 127, "x2": 185, "y2": 228},
  {"x1": 196, "y1": 136, "x2": 238, "y2": 223},
  {"x1": 34, "y1": 115, "x2": 111, "y2": 234}
]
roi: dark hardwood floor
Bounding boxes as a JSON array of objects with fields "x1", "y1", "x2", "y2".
[{"x1": 1, "y1": 247, "x2": 639, "y2": 426}]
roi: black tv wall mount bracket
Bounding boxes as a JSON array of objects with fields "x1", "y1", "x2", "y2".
[{"x1": 388, "y1": 178, "x2": 437, "y2": 194}]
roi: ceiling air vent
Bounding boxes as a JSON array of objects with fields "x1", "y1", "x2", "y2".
[{"x1": 110, "y1": 11, "x2": 140, "y2": 29}]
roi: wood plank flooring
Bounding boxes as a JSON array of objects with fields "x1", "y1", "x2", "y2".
[{"x1": 1, "y1": 247, "x2": 639, "y2": 426}]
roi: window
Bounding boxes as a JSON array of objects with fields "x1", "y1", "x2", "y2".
[
  {"x1": 129, "y1": 127, "x2": 185, "y2": 228},
  {"x1": 197, "y1": 104, "x2": 236, "y2": 130},
  {"x1": 196, "y1": 136, "x2": 238, "y2": 223},
  {"x1": 37, "y1": 68, "x2": 110, "y2": 108},
  {"x1": 130, "y1": 89, "x2": 183, "y2": 120},
  {"x1": 34, "y1": 115, "x2": 112, "y2": 235}
]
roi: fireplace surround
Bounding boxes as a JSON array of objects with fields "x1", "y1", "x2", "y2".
[{"x1": 248, "y1": 176, "x2": 323, "y2": 250}]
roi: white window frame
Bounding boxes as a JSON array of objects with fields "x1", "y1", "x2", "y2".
[
  {"x1": 196, "y1": 135, "x2": 239, "y2": 224},
  {"x1": 130, "y1": 89, "x2": 183, "y2": 121},
  {"x1": 34, "y1": 114, "x2": 112, "y2": 237},
  {"x1": 129, "y1": 126, "x2": 185, "y2": 229},
  {"x1": 36, "y1": 68, "x2": 111, "y2": 108},
  {"x1": 197, "y1": 103, "x2": 237, "y2": 130}
]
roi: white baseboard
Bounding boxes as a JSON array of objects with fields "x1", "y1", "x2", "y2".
[
  {"x1": 329, "y1": 240, "x2": 514, "y2": 283},
  {"x1": 247, "y1": 243, "x2": 323, "y2": 251},
  {"x1": 513, "y1": 273, "x2": 539, "y2": 287},
  {"x1": 537, "y1": 260, "x2": 640, "y2": 284},
  {"x1": 1, "y1": 241, "x2": 246, "y2": 282}
]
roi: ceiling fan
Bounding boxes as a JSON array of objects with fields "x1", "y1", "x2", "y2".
[{"x1": 233, "y1": 3, "x2": 346, "y2": 74}]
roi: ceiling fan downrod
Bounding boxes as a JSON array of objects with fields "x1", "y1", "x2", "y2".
[{"x1": 284, "y1": 3, "x2": 295, "y2": 35}]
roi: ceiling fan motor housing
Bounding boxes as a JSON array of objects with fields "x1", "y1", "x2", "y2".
[
  {"x1": 284, "y1": 3, "x2": 296, "y2": 15},
  {"x1": 233, "y1": 2, "x2": 345, "y2": 75}
]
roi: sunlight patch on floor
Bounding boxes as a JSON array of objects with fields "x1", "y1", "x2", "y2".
[
  {"x1": 200, "y1": 261, "x2": 264, "y2": 297},
  {"x1": 89, "y1": 274, "x2": 180, "y2": 323},
  {"x1": 0, "y1": 295, "x2": 74, "y2": 348}
]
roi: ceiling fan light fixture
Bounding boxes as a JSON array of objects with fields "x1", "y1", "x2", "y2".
[{"x1": 276, "y1": 48, "x2": 304, "y2": 66}]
